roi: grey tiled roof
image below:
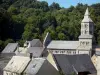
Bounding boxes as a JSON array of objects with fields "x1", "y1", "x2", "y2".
[
  {"x1": 24, "y1": 58, "x2": 60, "y2": 75},
  {"x1": 47, "y1": 41, "x2": 79, "y2": 50},
  {"x1": 24, "y1": 58, "x2": 45, "y2": 75},
  {"x1": 53, "y1": 54, "x2": 97, "y2": 75},
  {"x1": 0, "y1": 53, "x2": 15, "y2": 75},
  {"x1": 2, "y1": 43, "x2": 18, "y2": 53},
  {"x1": 43, "y1": 32, "x2": 51, "y2": 47},
  {"x1": 27, "y1": 47, "x2": 44, "y2": 57},
  {"x1": 30, "y1": 39, "x2": 43, "y2": 47}
]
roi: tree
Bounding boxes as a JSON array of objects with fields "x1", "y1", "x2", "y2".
[
  {"x1": 4, "y1": 39, "x2": 14, "y2": 46},
  {"x1": 0, "y1": 40, "x2": 4, "y2": 52},
  {"x1": 49, "y1": 2, "x2": 61, "y2": 10},
  {"x1": 7, "y1": 6, "x2": 18, "y2": 15},
  {"x1": 0, "y1": 0, "x2": 100, "y2": 48},
  {"x1": 58, "y1": 32, "x2": 66, "y2": 40}
]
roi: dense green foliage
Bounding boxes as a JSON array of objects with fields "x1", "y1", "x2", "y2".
[{"x1": 0, "y1": 0, "x2": 100, "y2": 51}]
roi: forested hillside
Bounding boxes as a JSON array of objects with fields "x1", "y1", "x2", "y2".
[{"x1": 0, "y1": 0, "x2": 100, "y2": 51}]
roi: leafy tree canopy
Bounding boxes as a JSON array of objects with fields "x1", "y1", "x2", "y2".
[{"x1": 0, "y1": 0, "x2": 100, "y2": 51}]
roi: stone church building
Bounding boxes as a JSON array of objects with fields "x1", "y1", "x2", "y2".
[{"x1": 43, "y1": 8, "x2": 95, "y2": 56}]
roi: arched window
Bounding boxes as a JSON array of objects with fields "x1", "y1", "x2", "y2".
[
  {"x1": 86, "y1": 42, "x2": 89, "y2": 45},
  {"x1": 73, "y1": 51, "x2": 76, "y2": 54},
  {"x1": 82, "y1": 42, "x2": 85, "y2": 45},
  {"x1": 85, "y1": 24, "x2": 88, "y2": 29},
  {"x1": 85, "y1": 30, "x2": 88, "y2": 34}
]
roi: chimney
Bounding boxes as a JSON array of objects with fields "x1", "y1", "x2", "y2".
[{"x1": 30, "y1": 53, "x2": 33, "y2": 59}]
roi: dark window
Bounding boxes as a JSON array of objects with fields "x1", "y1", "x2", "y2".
[
  {"x1": 85, "y1": 24, "x2": 88, "y2": 29},
  {"x1": 90, "y1": 31, "x2": 92, "y2": 34},
  {"x1": 55, "y1": 51, "x2": 58, "y2": 53},
  {"x1": 85, "y1": 30, "x2": 88, "y2": 34},
  {"x1": 86, "y1": 42, "x2": 89, "y2": 45}
]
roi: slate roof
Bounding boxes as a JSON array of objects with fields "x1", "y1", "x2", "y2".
[
  {"x1": 27, "y1": 47, "x2": 44, "y2": 57},
  {"x1": 0, "y1": 53, "x2": 15, "y2": 75},
  {"x1": 25, "y1": 39, "x2": 43, "y2": 47},
  {"x1": 4, "y1": 56, "x2": 30, "y2": 73},
  {"x1": 47, "y1": 41, "x2": 79, "y2": 50},
  {"x1": 31, "y1": 39, "x2": 43, "y2": 47},
  {"x1": 24, "y1": 58, "x2": 45, "y2": 75},
  {"x1": 53, "y1": 54, "x2": 97, "y2": 75},
  {"x1": 2, "y1": 43, "x2": 18, "y2": 53},
  {"x1": 43, "y1": 32, "x2": 51, "y2": 47},
  {"x1": 24, "y1": 58, "x2": 60, "y2": 75}
]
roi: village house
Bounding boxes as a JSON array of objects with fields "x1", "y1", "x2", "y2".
[
  {"x1": 1, "y1": 39, "x2": 45, "y2": 58},
  {"x1": 15, "y1": 39, "x2": 45, "y2": 57}
]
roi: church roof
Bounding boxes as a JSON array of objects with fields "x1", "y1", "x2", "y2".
[
  {"x1": 82, "y1": 8, "x2": 93, "y2": 23},
  {"x1": 47, "y1": 40, "x2": 79, "y2": 50},
  {"x1": 53, "y1": 54, "x2": 97, "y2": 75}
]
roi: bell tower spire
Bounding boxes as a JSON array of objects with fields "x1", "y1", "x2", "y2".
[{"x1": 85, "y1": 8, "x2": 90, "y2": 16}]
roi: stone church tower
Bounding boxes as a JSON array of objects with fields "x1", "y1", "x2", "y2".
[{"x1": 78, "y1": 8, "x2": 94, "y2": 55}]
